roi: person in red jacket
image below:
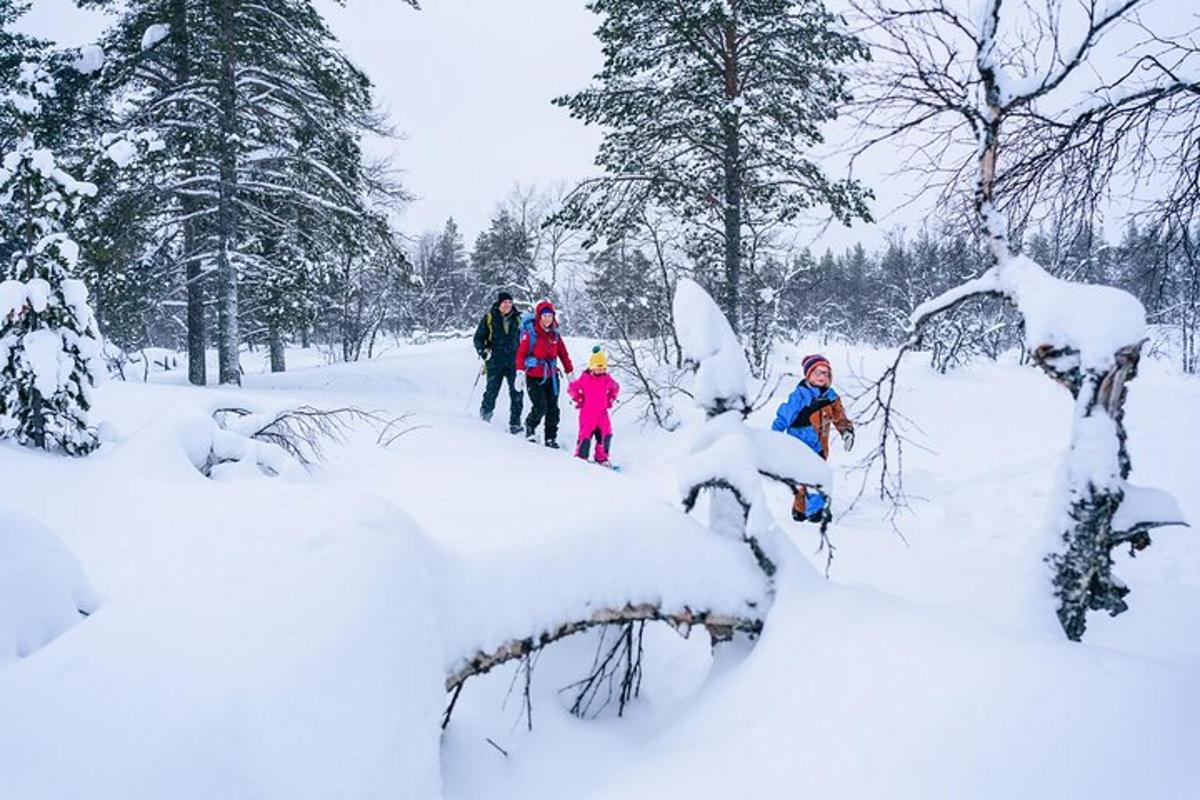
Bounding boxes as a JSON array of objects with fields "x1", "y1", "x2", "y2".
[{"x1": 515, "y1": 300, "x2": 574, "y2": 448}]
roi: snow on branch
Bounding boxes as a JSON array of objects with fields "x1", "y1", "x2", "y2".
[{"x1": 910, "y1": 254, "x2": 1146, "y2": 371}]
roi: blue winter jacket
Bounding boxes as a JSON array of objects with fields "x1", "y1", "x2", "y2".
[{"x1": 771, "y1": 380, "x2": 842, "y2": 456}]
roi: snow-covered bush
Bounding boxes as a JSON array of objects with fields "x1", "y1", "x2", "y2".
[
  {"x1": 0, "y1": 63, "x2": 102, "y2": 455},
  {"x1": 0, "y1": 510, "x2": 99, "y2": 667},
  {"x1": 118, "y1": 400, "x2": 402, "y2": 481}
]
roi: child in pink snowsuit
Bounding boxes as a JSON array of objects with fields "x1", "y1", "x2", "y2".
[{"x1": 568, "y1": 346, "x2": 620, "y2": 465}]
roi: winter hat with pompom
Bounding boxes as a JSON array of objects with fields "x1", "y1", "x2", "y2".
[
  {"x1": 588, "y1": 345, "x2": 609, "y2": 372},
  {"x1": 802, "y1": 354, "x2": 831, "y2": 380}
]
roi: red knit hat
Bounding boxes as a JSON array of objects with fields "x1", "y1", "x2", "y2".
[{"x1": 802, "y1": 354, "x2": 832, "y2": 380}]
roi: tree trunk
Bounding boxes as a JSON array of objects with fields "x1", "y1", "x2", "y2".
[
  {"x1": 184, "y1": 222, "x2": 206, "y2": 386},
  {"x1": 1035, "y1": 344, "x2": 1144, "y2": 640},
  {"x1": 171, "y1": 0, "x2": 206, "y2": 386},
  {"x1": 268, "y1": 319, "x2": 286, "y2": 373},
  {"x1": 214, "y1": 0, "x2": 240, "y2": 385},
  {"x1": 721, "y1": 20, "x2": 742, "y2": 331}
]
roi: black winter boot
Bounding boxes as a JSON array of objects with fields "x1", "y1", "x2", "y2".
[
  {"x1": 509, "y1": 424, "x2": 523, "y2": 435},
  {"x1": 545, "y1": 438, "x2": 560, "y2": 449}
]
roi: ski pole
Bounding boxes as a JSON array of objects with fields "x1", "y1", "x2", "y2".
[{"x1": 463, "y1": 359, "x2": 486, "y2": 413}]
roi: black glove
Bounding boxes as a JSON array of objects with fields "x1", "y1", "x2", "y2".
[{"x1": 842, "y1": 429, "x2": 855, "y2": 452}]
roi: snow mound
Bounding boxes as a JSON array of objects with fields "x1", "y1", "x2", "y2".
[
  {"x1": 0, "y1": 497, "x2": 443, "y2": 800},
  {"x1": 0, "y1": 510, "x2": 99, "y2": 667}
]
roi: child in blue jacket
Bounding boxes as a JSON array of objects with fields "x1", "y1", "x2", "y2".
[{"x1": 771, "y1": 354, "x2": 855, "y2": 522}]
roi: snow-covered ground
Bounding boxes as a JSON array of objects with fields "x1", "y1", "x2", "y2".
[{"x1": 1, "y1": 337, "x2": 1196, "y2": 799}]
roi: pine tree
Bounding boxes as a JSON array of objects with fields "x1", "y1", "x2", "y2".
[
  {"x1": 0, "y1": 2, "x2": 42, "y2": 149},
  {"x1": 81, "y1": 0, "x2": 397, "y2": 382},
  {"x1": 0, "y1": 63, "x2": 102, "y2": 454},
  {"x1": 471, "y1": 208, "x2": 535, "y2": 303},
  {"x1": 554, "y1": 0, "x2": 871, "y2": 329},
  {"x1": 586, "y1": 239, "x2": 658, "y2": 339}
]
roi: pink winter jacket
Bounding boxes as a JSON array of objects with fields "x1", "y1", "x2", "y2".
[{"x1": 568, "y1": 370, "x2": 621, "y2": 437}]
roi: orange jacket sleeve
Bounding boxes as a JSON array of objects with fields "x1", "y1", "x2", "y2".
[{"x1": 831, "y1": 397, "x2": 854, "y2": 433}]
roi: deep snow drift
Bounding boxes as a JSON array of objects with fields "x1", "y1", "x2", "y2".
[{"x1": 0, "y1": 337, "x2": 1196, "y2": 799}]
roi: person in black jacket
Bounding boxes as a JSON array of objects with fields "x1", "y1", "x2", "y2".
[{"x1": 472, "y1": 291, "x2": 524, "y2": 433}]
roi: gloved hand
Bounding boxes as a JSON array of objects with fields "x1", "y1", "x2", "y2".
[
  {"x1": 565, "y1": 370, "x2": 575, "y2": 382},
  {"x1": 842, "y1": 429, "x2": 855, "y2": 452},
  {"x1": 514, "y1": 371, "x2": 526, "y2": 392},
  {"x1": 477, "y1": 349, "x2": 489, "y2": 361}
]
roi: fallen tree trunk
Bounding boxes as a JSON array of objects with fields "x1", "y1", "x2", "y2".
[{"x1": 444, "y1": 602, "x2": 762, "y2": 692}]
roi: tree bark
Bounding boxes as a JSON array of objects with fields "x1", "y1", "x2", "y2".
[
  {"x1": 214, "y1": 0, "x2": 241, "y2": 385},
  {"x1": 170, "y1": 0, "x2": 207, "y2": 386},
  {"x1": 268, "y1": 319, "x2": 286, "y2": 373},
  {"x1": 721, "y1": 19, "x2": 743, "y2": 329}
]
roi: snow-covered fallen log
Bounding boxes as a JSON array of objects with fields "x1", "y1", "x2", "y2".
[
  {"x1": 435, "y1": 499, "x2": 768, "y2": 694},
  {"x1": 445, "y1": 602, "x2": 761, "y2": 693}
]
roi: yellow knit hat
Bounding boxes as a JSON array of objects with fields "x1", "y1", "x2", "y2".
[{"x1": 588, "y1": 345, "x2": 608, "y2": 372}]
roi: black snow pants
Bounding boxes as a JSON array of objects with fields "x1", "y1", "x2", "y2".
[
  {"x1": 524, "y1": 375, "x2": 560, "y2": 442},
  {"x1": 481, "y1": 364, "x2": 523, "y2": 427}
]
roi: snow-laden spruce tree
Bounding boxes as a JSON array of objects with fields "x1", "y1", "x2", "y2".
[
  {"x1": 674, "y1": 277, "x2": 832, "y2": 579},
  {"x1": 853, "y1": 0, "x2": 1190, "y2": 639},
  {"x1": 84, "y1": 0, "x2": 409, "y2": 383},
  {"x1": 0, "y1": 63, "x2": 102, "y2": 455}
]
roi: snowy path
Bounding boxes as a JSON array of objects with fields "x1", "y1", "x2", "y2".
[{"x1": 1, "y1": 339, "x2": 1197, "y2": 799}]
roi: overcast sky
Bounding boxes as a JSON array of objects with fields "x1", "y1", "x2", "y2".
[{"x1": 15, "y1": 0, "x2": 973, "y2": 254}]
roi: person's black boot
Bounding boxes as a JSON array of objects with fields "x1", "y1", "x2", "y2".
[
  {"x1": 509, "y1": 424, "x2": 523, "y2": 435},
  {"x1": 525, "y1": 425, "x2": 537, "y2": 442},
  {"x1": 545, "y1": 438, "x2": 560, "y2": 449}
]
